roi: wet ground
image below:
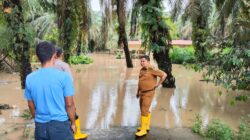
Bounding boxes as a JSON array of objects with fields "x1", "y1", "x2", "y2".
[
  {"x1": 84, "y1": 127, "x2": 201, "y2": 140},
  {"x1": 0, "y1": 53, "x2": 250, "y2": 139}
]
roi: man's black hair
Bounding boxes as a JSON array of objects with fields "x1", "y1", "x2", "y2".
[
  {"x1": 56, "y1": 47, "x2": 63, "y2": 58},
  {"x1": 140, "y1": 55, "x2": 150, "y2": 61},
  {"x1": 36, "y1": 41, "x2": 56, "y2": 64}
]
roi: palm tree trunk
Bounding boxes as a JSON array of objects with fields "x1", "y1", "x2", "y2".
[
  {"x1": 57, "y1": 0, "x2": 72, "y2": 63},
  {"x1": 117, "y1": 0, "x2": 133, "y2": 68},
  {"x1": 153, "y1": 50, "x2": 175, "y2": 88},
  {"x1": 3, "y1": 0, "x2": 32, "y2": 89},
  {"x1": 77, "y1": 31, "x2": 82, "y2": 56},
  {"x1": 192, "y1": 15, "x2": 206, "y2": 62}
]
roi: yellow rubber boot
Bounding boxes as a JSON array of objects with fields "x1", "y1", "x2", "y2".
[
  {"x1": 135, "y1": 116, "x2": 148, "y2": 137},
  {"x1": 137, "y1": 113, "x2": 150, "y2": 131},
  {"x1": 147, "y1": 113, "x2": 151, "y2": 130},
  {"x1": 74, "y1": 118, "x2": 88, "y2": 140}
]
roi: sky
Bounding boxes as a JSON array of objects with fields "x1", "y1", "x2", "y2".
[
  {"x1": 91, "y1": 0, "x2": 100, "y2": 11},
  {"x1": 91, "y1": 0, "x2": 171, "y2": 12}
]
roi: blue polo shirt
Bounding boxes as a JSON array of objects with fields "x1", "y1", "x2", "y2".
[{"x1": 24, "y1": 67, "x2": 74, "y2": 123}]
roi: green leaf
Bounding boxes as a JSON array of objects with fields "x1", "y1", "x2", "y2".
[{"x1": 230, "y1": 100, "x2": 235, "y2": 106}]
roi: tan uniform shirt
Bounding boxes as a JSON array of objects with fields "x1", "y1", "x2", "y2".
[
  {"x1": 54, "y1": 59, "x2": 73, "y2": 79},
  {"x1": 138, "y1": 66, "x2": 165, "y2": 91}
]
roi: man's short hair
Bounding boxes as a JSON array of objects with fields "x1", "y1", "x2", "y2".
[
  {"x1": 36, "y1": 41, "x2": 55, "y2": 64},
  {"x1": 140, "y1": 55, "x2": 150, "y2": 61},
  {"x1": 56, "y1": 47, "x2": 63, "y2": 58}
]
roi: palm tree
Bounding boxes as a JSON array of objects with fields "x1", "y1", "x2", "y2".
[
  {"x1": 57, "y1": 0, "x2": 74, "y2": 63},
  {"x1": 75, "y1": 0, "x2": 91, "y2": 55},
  {"x1": 170, "y1": 0, "x2": 212, "y2": 62},
  {"x1": 171, "y1": 0, "x2": 250, "y2": 89},
  {"x1": 206, "y1": 0, "x2": 250, "y2": 89},
  {"x1": 99, "y1": 0, "x2": 112, "y2": 50},
  {"x1": 131, "y1": 0, "x2": 176, "y2": 88},
  {"x1": 117, "y1": 0, "x2": 133, "y2": 68},
  {"x1": 3, "y1": 0, "x2": 32, "y2": 89}
]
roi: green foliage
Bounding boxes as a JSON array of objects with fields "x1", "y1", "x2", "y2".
[
  {"x1": 192, "y1": 114, "x2": 203, "y2": 135},
  {"x1": 115, "y1": 50, "x2": 123, "y2": 59},
  {"x1": 3, "y1": 0, "x2": 33, "y2": 89},
  {"x1": 165, "y1": 17, "x2": 178, "y2": 39},
  {"x1": 200, "y1": 0, "x2": 250, "y2": 90},
  {"x1": 136, "y1": 0, "x2": 171, "y2": 52},
  {"x1": 237, "y1": 117, "x2": 250, "y2": 140},
  {"x1": 170, "y1": 46, "x2": 195, "y2": 64},
  {"x1": 206, "y1": 119, "x2": 234, "y2": 140},
  {"x1": 43, "y1": 28, "x2": 59, "y2": 44},
  {"x1": 0, "y1": 12, "x2": 12, "y2": 52},
  {"x1": 20, "y1": 109, "x2": 32, "y2": 120},
  {"x1": 69, "y1": 55, "x2": 93, "y2": 65},
  {"x1": 193, "y1": 116, "x2": 250, "y2": 140},
  {"x1": 235, "y1": 95, "x2": 248, "y2": 102}
]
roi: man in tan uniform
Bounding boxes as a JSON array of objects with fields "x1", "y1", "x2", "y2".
[{"x1": 136, "y1": 55, "x2": 167, "y2": 137}]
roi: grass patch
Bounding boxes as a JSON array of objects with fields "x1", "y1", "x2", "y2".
[{"x1": 20, "y1": 109, "x2": 32, "y2": 120}]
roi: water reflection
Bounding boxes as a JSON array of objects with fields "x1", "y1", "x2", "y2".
[
  {"x1": 0, "y1": 116, "x2": 5, "y2": 125},
  {"x1": 86, "y1": 82, "x2": 104, "y2": 129},
  {"x1": 121, "y1": 79, "x2": 140, "y2": 126}
]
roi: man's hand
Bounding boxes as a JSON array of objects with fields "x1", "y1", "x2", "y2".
[
  {"x1": 136, "y1": 90, "x2": 140, "y2": 98},
  {"x1": 71, "y1": 123, "x2": 76, "y2": 134},
  {"x1": 154, "y1": 83, "x2": 160, "y2": 89},
  {"x1": 136, "y1": 93, "x2": 140, "y2": 98}
]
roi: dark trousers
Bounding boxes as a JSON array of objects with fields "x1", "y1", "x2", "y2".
[{"x1": 35, "y1": 120, "x2": 73, "y2": 140}]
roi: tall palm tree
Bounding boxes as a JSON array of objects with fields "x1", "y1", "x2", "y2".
[
  {"x1": 170, "y1": 0, "x2": 212, "y2": 62},
  {"x1": 117, "y1": 0, "x2": 133, "y2": 68},
  {"x1": 75, "y1": 0, "x2": 91, "y2": 55},
  {"x1": 57, "y1": 0, "x2": 74, "y2": 63},
  {"x1": 100, "y1": 0, "x2": 112, "y2": 50},
  {"x1": 131, "y1": 0, "x2": 176, "y2": 88},
  {"x1": 3, "y1": 0, "x2": 32, "y2": 89}
]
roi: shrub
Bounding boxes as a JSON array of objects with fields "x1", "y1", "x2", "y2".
[
  {"x1": 69, "y1": 55, "x2": 93, "y2": 65},
  {"x1": 205, "y1": 119, "x2": 234, "y2": 140},
  {"x1": 192, "y1": 114, "x2": 204, "y2": 135},
  {"x1": 170, "y1": 46, "x2": 195, "y2": 64},
  {"x1": 237, "y1": 117, "x2": 250, "y2": 140}
]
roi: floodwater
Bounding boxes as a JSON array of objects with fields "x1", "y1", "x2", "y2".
[
  {"x1": 73, "y1": 54, "x2": 250, "y2": 130},
  {"x1": 0, "y1": 53, "x2": 249, "y2": 139}
]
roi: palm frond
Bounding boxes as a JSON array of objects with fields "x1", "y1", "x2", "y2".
[
  {"x1": 130, "y1": 0, "x2": 140, "y2": 38},
  {"x1": 30, "y1": 13, "x2": 56, "y2": 39},
  {"x1": 219, "y1": 0, "x2": 236, "y2": 19},
  {"x1": 170, "y1": 0, "x2": 183, "y2": 21},
  {"x1": 182, "y1": 0, "x2": 200, "y2": 23},
  {"x1": 200, "y1": 0, "x2": 213, "y2": 24}
]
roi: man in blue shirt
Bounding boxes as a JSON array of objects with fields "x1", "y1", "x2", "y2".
[
  {"x1": 24, "y1": 41, "x2": 76, "y2": 140},
  {"x1": 54, "y1": 47, "x2": 88, "y2": 139}
]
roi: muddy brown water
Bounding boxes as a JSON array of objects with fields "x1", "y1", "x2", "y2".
[
  {"x1": 72, "y1": 54, "x2": 250, "y2": 130},
  {"x1": 0, "y1": 53, "x2": 249, "y2": 139}
]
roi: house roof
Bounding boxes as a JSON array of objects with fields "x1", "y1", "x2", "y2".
[{"x1": 128, "y1": 40, "x2": 192, "y2": 46}]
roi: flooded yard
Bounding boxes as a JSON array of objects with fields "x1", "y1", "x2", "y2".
[{"x1": 0, "y1": 53, "x2": 249, "y2": 139}]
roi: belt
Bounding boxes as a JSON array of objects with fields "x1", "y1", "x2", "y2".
[{"x1": 140, "y1": 88, "x2": 155, "y2": 93}]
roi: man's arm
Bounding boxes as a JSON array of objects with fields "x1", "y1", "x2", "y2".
[
  {"x1": 155, "y1": 72, "x2": 167, "y2": 88},
  {"x1": 65, "y1": 96, "x2": 76, "y2": 133},
  {"x1": 27, "y1": 100, "x2": 35, "y2": 118}
]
